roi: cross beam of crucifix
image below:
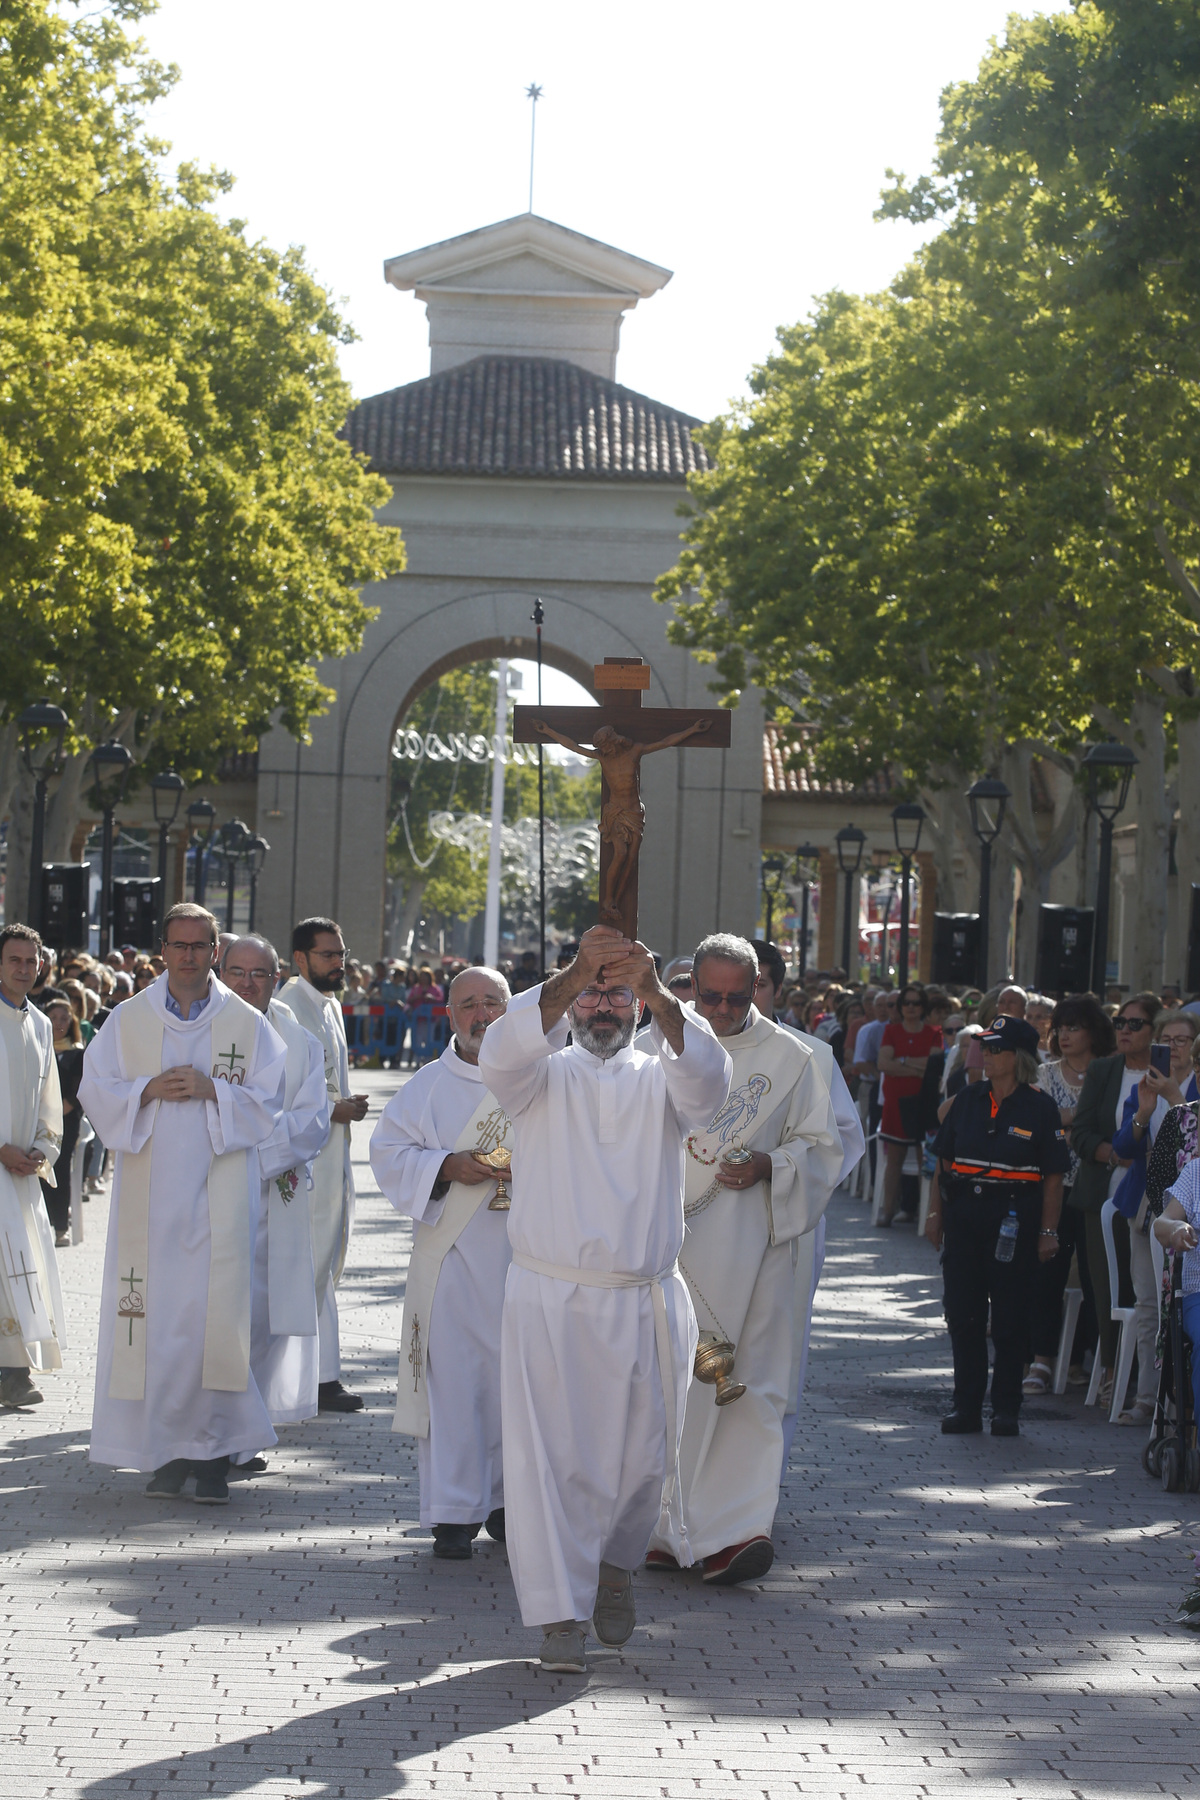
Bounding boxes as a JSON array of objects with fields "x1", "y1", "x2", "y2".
[{"x1": 512, "y1": 657, "x2": 730, "y2": 942}]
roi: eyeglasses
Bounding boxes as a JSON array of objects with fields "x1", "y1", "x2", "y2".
[
  {"x1": 164, "y1": 939, "x2": 213, "y2": 955},
  {"x1": 225, "y1": 965, "x2": 274, "y2": 982},
  {"x1": 696, "y1": 989, "x2": 754, "y2": 1009},
  {"x1": 575, "y1": 986, "x2": 634, "y2": 1010},
  {"x1": 1116, "y1": 1016, "x2": 1151, "y2": 1032}
]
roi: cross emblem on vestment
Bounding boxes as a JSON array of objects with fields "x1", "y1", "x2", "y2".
[
  {"x1": 117, "y1": 1266, "x2": 145, "y2": 1344},
  {"x1": 216, "y1": 1045, "x2": 245, "y2": 1078},
  {"x1": 513, "y1": 657, "x2": 730, "y2": 940},
  {"x1": 3, "y1": 1233, "x2": 40, "y2": 1310}
]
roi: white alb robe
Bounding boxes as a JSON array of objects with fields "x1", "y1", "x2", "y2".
[
  {"x1": 649, "y1": 1006, "x2": 842, "y2": 1562},
  {"x1": 0, "y1": 999, "x2": 64, "y2": 1373},
  {"x1": 369, "y1": 1041, "x2": 512, "y2": 1527},
  {"x1": 244, "y1": 999, "x2": 330, "y2": 1425},
  {"x1": 277, "y1": 975, "x2": 354, "y2": 1382},
  {"x1": 82, "y1": 976, "x2": 286, "y2": 1471},
  {"x1": 479, "y1": 986, "x2": 730, "y2": 1627}
]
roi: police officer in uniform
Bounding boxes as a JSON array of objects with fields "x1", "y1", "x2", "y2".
[{"x1": 925, "y1": 1015, "x2": 1069, "y2": 1437}]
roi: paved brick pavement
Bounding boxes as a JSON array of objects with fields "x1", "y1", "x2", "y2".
[{"x1": 3, "y1": 1067, "x2": 1198, "y2": 1799}]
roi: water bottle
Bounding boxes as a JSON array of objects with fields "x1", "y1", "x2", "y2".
[{"x1": 995, "y1": 1209, "x2": 1019, "y2": 1263}]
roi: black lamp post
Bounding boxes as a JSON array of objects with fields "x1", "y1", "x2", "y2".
[
  {"x1": 891, "y1": 802, "x2": 926, "y2": 986},
  {"x1": 966, "y1": 777, "x2": 1011, "y2": 989},
  {"x1": 835, "y1": 823, "x2": 867, "y2": 977},
  {"x1": 216, "y1": 818, "x2": 252, "y2": 933},
  {"x1": 187, "y1": 800, "x2": 216, "y2": 904},
  {"x1": 1083, "y1": 742, "x2": 1138, "y2": 995},
  {"x1": 18, "y1": 700, "x2": 68, "y2": 929},
  {"x1": 87, "y1": 740, "x2": 134, "y2": 957},
  {"x1": 761, "y1": 853, "x2": 787, "y2": 944},
  {"x1": 150, "y1": 771, "x2": 185, "y2": 939},
  {"x1": 246, "y1": 834, "x2": 269, "y2": 932},
  {"x1": 792, "y1": 843, "x2": 821, "y2": 981}
]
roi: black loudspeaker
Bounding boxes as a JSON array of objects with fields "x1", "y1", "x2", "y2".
[
  {"x1": 1037, "y1": 904, "x2": 1095, "y2": 996},
  {"x1": 931, "y1": 913, "x2": 980, "y2": 986},
  {"x1": 41, "y1": 864, "x2": 89, "y2": 951},
  {"x1": 1186, "y1": 885, "x2": 1200, "y2": 994},
  {"x1": 111, "y1": 876, "x2": 161, "y2": 951}
]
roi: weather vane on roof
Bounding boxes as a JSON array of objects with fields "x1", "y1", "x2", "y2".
[{"x1": 525, "y1": 83, "x2": 543, "y2": 214}]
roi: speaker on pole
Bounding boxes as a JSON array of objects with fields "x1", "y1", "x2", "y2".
[
  {"x1": 110, "y1": 876, "x2": 161, "y2": 952},
  {"x1": 930, "y1": 913, "x2": 980, "y2": 986},
  {"x1": 1036, "y1": 904, "x2": 1095, "y2": 996},
  {"x1": 1186, "y1": 885, "x2": 1200, "y2": 994},
  {"x1": 40, "y1": 863, "x2": 89, "y2": 952}
]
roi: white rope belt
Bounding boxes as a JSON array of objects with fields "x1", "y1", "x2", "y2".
[{"x1": 511, "y1": 1251, "x2": 691, "y2": 1562}]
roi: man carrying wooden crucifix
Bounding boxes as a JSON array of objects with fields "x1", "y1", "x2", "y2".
[{"x1": 82, "y1": 903, "x2": 286, "y2": 1505}]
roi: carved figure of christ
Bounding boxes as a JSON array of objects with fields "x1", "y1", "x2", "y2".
[{"x1": 512, "y1": 658, "x2": 731, "y2": 942}]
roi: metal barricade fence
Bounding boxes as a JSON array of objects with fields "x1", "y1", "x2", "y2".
[{"x1": 341, "y1": 1002, "x2": 449, "y2": 1066}]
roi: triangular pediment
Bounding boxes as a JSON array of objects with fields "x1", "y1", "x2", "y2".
[
  {"x1": 419, "y1": 249, "x2": 632, "y2": 299},
  {"x1": 384, "y1": 214, "x2": 671, "y2": 302}
]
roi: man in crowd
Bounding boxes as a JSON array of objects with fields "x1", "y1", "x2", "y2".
[
  {"x1": 370, "y1": 967, "x2": 513, "y2": 1559},
  {"x1": 480, "y1": 925, "x2": 730, "y2": 1673},
  {"x1": 646, "y1": 934, "x2": 842, "y2": 1584},
  {"x1": 278, "y1": 918, "x2": 369, "y2": 1413},
  {"x1": 0, "y1": 924, "x2": 66, "y2": 1409},
  {"x1": 221, "y1": 937, "x2": 331, "y2": 1453},
  {"x1": 82, "y1": 904, "x2": 286, "y2": 1503}
]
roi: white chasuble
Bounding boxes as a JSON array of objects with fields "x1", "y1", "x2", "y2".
[
  {"x1": 479, "y1": 986, "x2": 731, "y2": 1629},
  {"x1": 82, "y1": 974, "x2": 287, "y2": 1473},
  {"x1": 648, "y1": 1006, "x2": 842, "y2": 1564},
  {"x1": 0, "y1": 1000, "x2": 65, "y2": 1372},
  {"x1": 370, "y1": 1041, "x2": 512, "y2": 1527},
  {"x1": 276, "y1": 976, "x2": 354, "y2": 1303}
]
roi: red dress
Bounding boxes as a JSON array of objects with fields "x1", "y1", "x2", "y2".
[{"x1": 880, "y1": 1020, "x2": 941, "y2": 1141}]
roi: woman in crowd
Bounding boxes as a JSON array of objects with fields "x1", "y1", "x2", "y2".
[
  {"x1": 1024, "y1": 995, "x2": 1114, "y2": 1396},
  {"x1": 877, "y1": 984, "x2": 941, "y2": 1226},
  {"x1": 39, "y1": 994, "x2": 85, "y2": 1249},
  {"x1": 1027, "y1": 993, "x2": 1055, "y2": 1060},
  {"x1": 1069, "y1": 989, "x2": 1160, "y2": 1412},
  {"x1": 829, "y1": 995, "x2": 865, "y2": 1074},
  {"x1": 59, "y1": 978, "x2": 94, "y2": 1043},
  {"x1": 1153, "y1": 1174, "x2": 1200, "y2": 1438}
]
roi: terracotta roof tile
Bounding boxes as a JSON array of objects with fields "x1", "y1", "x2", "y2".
[
  {"x1": 343, "y1": 356, "x2": 710, "y2": 482},
  {"x1": 763, "y1": 724, "x2": 898, "y2": 800}
]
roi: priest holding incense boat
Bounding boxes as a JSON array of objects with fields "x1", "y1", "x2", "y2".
[
  {"x1": 646, "y1": 933, "x2": 842, "y2": 1585},
  {"x1": 81, "y1": 905, "x2": 286, "y2": 1504},
  {"x1": 479, "y1": 925, "x2": 730, "y2": 1673},
  {"x1": 369, "y1": 966, "x2": 513, "y2": 1559}
]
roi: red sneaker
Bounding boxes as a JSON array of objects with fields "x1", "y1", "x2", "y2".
[
  {"x1": 701, "y1": 1536, "x2": 774, "y2": 1585},
  {"x1": 645, "y1": 1549, "x2": 681, "y2": 1571}
]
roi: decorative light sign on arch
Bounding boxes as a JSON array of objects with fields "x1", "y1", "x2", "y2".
[{"x1": 392, "y1": 729, "x2": 537, "y2": 767}]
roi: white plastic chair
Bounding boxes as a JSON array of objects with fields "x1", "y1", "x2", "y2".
[
  {"x1": 1052, "y1": 1287, "x2": 1084, "y2": 1395},
  {"x1": 1084, "y1": 1198, "x2": 1138, "y2": 1420}
]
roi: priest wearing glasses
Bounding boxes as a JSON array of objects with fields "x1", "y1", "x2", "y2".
[{"x1": 479, "y1": 925, "x2": 730, "y2": 1673}]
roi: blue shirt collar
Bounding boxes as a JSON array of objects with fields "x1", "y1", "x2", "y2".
[{"x1": 164, "y1": 981, "x2": 213, "y2": 1022}]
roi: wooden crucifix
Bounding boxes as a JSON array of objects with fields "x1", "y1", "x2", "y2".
[{"x1": 512, "y1": 656, "x2": 731, "y2": 942}]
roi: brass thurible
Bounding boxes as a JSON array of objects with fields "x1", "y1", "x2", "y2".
[
  {"x1": 693, "y1": 1332, "x2": 746, "y2": 1405},
  {"x1": 476, "y1": 1145, "x2": 513, "y2": 1210}
]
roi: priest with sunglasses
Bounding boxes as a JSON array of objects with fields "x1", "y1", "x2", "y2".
[{"x1": 479, "y1": 924, "x2": 730, "y2": 1674}]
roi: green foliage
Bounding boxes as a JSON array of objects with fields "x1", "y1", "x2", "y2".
[{"x1": 0, "y1": 0, "x2": 403, "y2": 779}]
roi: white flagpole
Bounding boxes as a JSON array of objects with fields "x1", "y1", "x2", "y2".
[{"x1": 484, "y1": 659, "x2": 508, "y2": 966}]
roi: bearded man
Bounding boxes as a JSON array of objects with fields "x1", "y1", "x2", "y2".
[
  {"x1": 479, "y1": 925, "x2": 730, "y2": 1673},
  {"x1": 646, "y1": 933, "x2": 842, "y2": 1584},
  {"x1": 370, "y1": 967, "x2": 512, "y2": 1559},
  {"x1": 277, "y1": 918, "x2": 369, "y2": 1412}
]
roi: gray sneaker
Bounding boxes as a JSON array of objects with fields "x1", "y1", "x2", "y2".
[
  {"x1": 538, "y1": 1626, "x2": 588, "y2": 1672},
  {"x1": 0, "y1": 1368, "x2": 43, "y2": 1408},
  {"x1": 592, "y1": 1565, "x2": 635, "y2": 1646}
]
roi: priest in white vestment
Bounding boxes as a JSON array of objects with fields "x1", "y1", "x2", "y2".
[
  {"x1": 646, "y1": 934, "x2": 842, "y2": 1585},
  {"x1": 0, "y1": 925, "x2": 66, "y2": 1409},
  {"x1": 479, "y1": 925, "x2": 730, "y2": 1673},
  {"x1": 221, "y1": 937, "x2": 330, "y2": 1445},
  {"x1": 369, "y1": 966, "x2": 512, "y2": 1558},
  {"x1": 81, "y1": 905, "x2": 286, "y2": 1504},
  {"x1": 277, "y1": 917, "x2": 368, "y2": 1412}
]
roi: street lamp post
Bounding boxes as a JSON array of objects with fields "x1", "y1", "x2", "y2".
[
  {"x1": 966, "y1": 777, "x2": 1012, "y2": 990},
  {"x1": 187, "y1": 800, "x2": 216, "y2": 903},
  {"x1": 761, "y1": 853, "x2": 787, "y2": 944},
  {"x1": 150, "y1": 771, "x2": 185, "y2": 940},
  {"x1": 792, "y1": 843, "x2": 821, "y2": 981},
  {"x1": 835, "y1": 823, "x2": 867, "y2": 978},
  {"x1": 1083, "y1": 742, "x2": 1138, "y2": 995},
  {"x1": 891, "y1": 802, "x2": 927, "y2": 986},
  {"x1": 216, "y1": 819, "x2": 252, "y2": 933},
  {"x1": 246, "y1": 834, "x2": 270, "y2": 932},
  {"x1": 86, "y1": 741, "x2": 134, "y2": 957},
  {"x1": 17, "y1": 700, "x2": 68, "y2": 929}
]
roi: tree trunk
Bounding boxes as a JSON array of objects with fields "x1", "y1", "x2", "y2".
[
  {"x1": 1175, "y1": 711, "x2": 1200, "y2": 991},
  {"x1": 1125, "y1": 694, "x2": 1169, "y2": 991},
  {"x1": 396, "y1": 877, "x2": 429, "y2": 957}
]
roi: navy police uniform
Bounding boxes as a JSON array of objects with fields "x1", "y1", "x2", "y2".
[{"x1": 933, "y1": 1035, "x2": 1069, "y2": 1425}]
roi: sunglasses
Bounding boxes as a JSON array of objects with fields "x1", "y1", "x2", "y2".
[
  {"x1": 1116, "y1": 1016, "x2": 1151, "y2": 1031},
  {"x1": 696, "y1": 989, "x2": 754, "y2": 1009}
]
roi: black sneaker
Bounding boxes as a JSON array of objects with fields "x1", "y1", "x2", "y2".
[
  {"x1": 485, "y1": 1508, "x2": 506, "y2": 1543},
  {"x1": 941, "y1": 1411, "x2": 983, "y2": 1434},
  {"x1": 193, "y1": 1457, "x2": 231, "y2": 1505},
  {"x1": 145, "y1": 1459, "x2": 192, "y2": 1498},
  {"x1": 432, "y1": 1523, "x2": 479, "y2": 1560},
  {"x1": 0, "y1": 1368, "x2": 43, "y2": 1408},
  {"x1": 991, "y1": 1415, "x2": 1020, "y2": 1437},
  {"x1": 226, "y1": 1457, "x2": 269, "y2": 1480},
  {"x1": 318, "y1": 1380, "x2": 364, "y2": 1413}
]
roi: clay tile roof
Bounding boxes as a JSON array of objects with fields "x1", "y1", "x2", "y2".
[
  {"x1": 763, "y1": 724, "x2": 899, "y2": 800},
  {"x1": 343, "y1": 356, "x2": 710, "y2": 482}
]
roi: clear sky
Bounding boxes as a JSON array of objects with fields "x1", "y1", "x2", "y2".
[{"x1": 136, "y1": 0, "x2": 1023, "y2": 425}]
